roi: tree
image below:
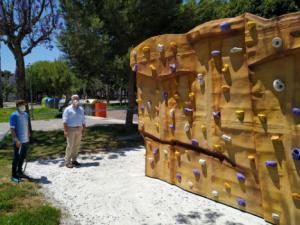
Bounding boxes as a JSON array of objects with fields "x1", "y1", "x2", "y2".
[
  {"x1": 0, "y1": 0, "x2": 61, "y2": 101},
  {"x1": 0, "y1": 70, "x2": 15, "y2": 103},
  {"x1": 25, "y1": 60, "x2": 80, "y2": 99}
]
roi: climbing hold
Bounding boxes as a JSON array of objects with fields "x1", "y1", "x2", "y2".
[
  {"x1": 199, "y1": 159, "x2": 206, "y2": 166},
  {"x1": 222, "y1": 64, "x2": 229, "y2": 73},
  {"x1": 265, "y1": 160, "x2": 277, "y2": 168},
  {"x1": 220, "y1": 21, "x2": 231, "y2": 32},
  {"x1": 237, "y1": 197, "x2": 246, "y2": 207},
  {"x1": 222, "y1": 85, "x2": 230, "y2": 93},
  {"x1": 175, "y1": 150, "x2": 181, "y2": 158},
  {"x1": 169, "y1": 109, "x2": 175, "y2": 118},
  {"x1": 292, "y1": 193, "x2": 300, "y2": 201},
  {"x1": 143, "y1": 46, "x2": 150, "y2": 56},
  {"x1": 176, "y1": 172, "x2": 182, "y2": 181},
  {"x1": 272, "y1": 213, "x2": 280, "y2": 221},
  {"x1": 136, "y1": 98, "x2": 142, "y2": 104},
  {"x1": 184, "y1": 122, "x2": 190, "y2": 133},
  {"x1": 201, "y1": 125, "x2": 207, "y2": 134},
  {"x1": 163, "y1": 150, "x2": 168, "y2": 159},
  {"x1": 153, "y1": 148, "x2": 159, "y2": 156},
  {"x1": 155, "y1": 122, "x2": 159, "y2": 130},
  {"x1": 211, "y1": 50, "x2": 221, "y2": 57},
  {"x1": 197, "y1": 73, "x2": 205, "y2": 86},
  {"x1": 140, "y1": 105, "x2": 145, "y2": 112},
  {"x1": 222, "y1": 134, "x2": 232, "y2": 142},
  {"x1": 230, "y1": 47, "x2": 243, "y2": 54},
  {"x1": 132, "y1": 50, "x2": 137, "y2": 58},
  {"x1": 258, "y1": 113, "x2": 267, "y2": 123},
  {"x1": 188, "y1": 181, "x2": 193, "y2": 189},
  {"x1": 237, "y1": 173, "x2": 246, "y2": 182},
  {"x1": 193, "y1": 169, "x2": 200, "y2": 177},
  {"x1": 192, "y1": 139, "x2": 199, "y2": 146},
  {"x1": 235, "y1": 110, "x2": 245, "y2": 121},
  {"x1": 247, "y1": 21, "x2": 256, "y2": 30},
  {"x1": 184, "y1": 108, "x2": 193, "y2": 113},
  {"x1": 174, "y1": 93, "x2": 180, "y2": 100},
  {"x1": 248, "y1": 155, "x2": 255, "y2": 161},
  {"x1": 169, "y1": 124, "x2": 175, "y2": 130},
  {"x1": 155, "y1": 106, "x2": 160, "y2": 113},
  {"x1": 162, "y1": 91, "x2": 168, "y2": 101},
  {"x1": 140, "y1": 122, "x2": 145, "y2": 130},
  {"x1": 150, "y1": 64, "x2": 157, "y2": 75},
  {"x1": 170, "y1": 42, "x2": 177, "y2": 55},
  {"x1": 212, "y1": 190, "x2": 219, "y2": 198},
  {"x1": 224, "y1": 182, "x2": 231, "y2": 190},
  {"x1": 273, "y1": 79, "x2": 285, "y2": 92},
  {"x1": 272, "y1": 37, "x2": 283, "y2": 48},
  {"x1": 148, "y1": 157, "x2": 154, "y2": 165},
  {"x1": 133, "y1": 63, "x2": 138, "y2": 72},
  {"x1": 292, "y1": 148, "x2": 300, "y2": 160},
  {"x1": 213, "y1": 111, "x2": 221, "y2": 119},
  {"x1": 292, "y1": 107, "x2": 300, "y2": 116},
  {"x1": 169, "y1": 63, "x2": 177, "y2": 73},
  {"x1": 189, "y1": 92, "x2": 195, "y2": 100},
  {"x1": 213, "y1": 144, "x2": 223, "y2": 153},
  {"x1": 271, "y1": 135, "x2": 281, "y2": 141},
  {"x1": 157, "y1": 43, "x2": 165, "y2": 53}
]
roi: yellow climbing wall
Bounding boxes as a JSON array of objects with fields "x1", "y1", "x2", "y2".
[{"x1": 131, "y1": 12, "x2": 300, "y2": 225}]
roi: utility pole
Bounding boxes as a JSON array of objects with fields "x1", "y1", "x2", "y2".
[{"x1": 0, "y1": 40, "x2": 3, "y2": 108}]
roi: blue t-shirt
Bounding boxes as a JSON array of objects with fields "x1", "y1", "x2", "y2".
[
  {"x1": 9, "y1": 111, "x2": 29, "y2": 144},
  {"x1": 62, "y1": 105, "x2": 86, "y2": 127}
]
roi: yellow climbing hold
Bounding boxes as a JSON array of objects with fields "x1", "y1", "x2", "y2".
[
  {"x1": 222, "y1": 85, "x2": 230, "y2": 93},
  {"x1": 258, "y1": 113, "x2": 267, "y2": 123},
  {"x1": 247, "y1": 21, "x2": 256, "y2": 30},
  {"x1": 213, "y1": 144, "x2": 223, "y2": 153},
  {"x1": 201, "y1": 125, "x2": 207, "y2": 133},
  {"x1": 143, "y1": 46, "x2": 150, "y2": 55},
  {"x1": 222, "y1": 64, "x2": 229, "y2": 73},
  {"x1": 189, "y1": 92, "x2": 195, "y2": 100},
  {"x1": 271, "y1": 135, "x2": 281, "y2": 141},
  {"x1": 292, "y1": 193, "x2": 300, "y2": 200},
  {"x1": 235, "y1": 110, "x2": 244, "y2": 121},
  {"x1": 224, "y1": 182, "x2": 231, "y2": 190},
  {"x1": 174, "y1": 93, "x2": 180, "y2": 100},
  {"x1": 248, "y1": 155, "x2": 255, "y2": 161}
]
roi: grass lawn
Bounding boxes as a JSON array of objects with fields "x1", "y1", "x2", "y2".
[
  {"x1": 107, "y1": 103, "x2": 128, "y2": 110},
  {"x1": 0, "y1": 124, "x2": 143, "y2": 225},
  {"x1": 0, "y1": 107, "x2": 59, "y2": 123}
]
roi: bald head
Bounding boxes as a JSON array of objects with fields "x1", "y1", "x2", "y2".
[{"x1": 71, "y1": 94, "x2": 79, "y2": 101}]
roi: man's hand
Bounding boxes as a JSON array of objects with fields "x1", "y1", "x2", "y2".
[
  {"x1": 15, "y1": 139, "x2": 21, "y2": 149},
  {"x1": 64, "y1": 130, "x2": 68, "y2": 138}
]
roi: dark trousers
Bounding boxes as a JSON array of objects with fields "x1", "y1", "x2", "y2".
[{"x1": 12, "y1": 142, "x2": 29, "y2": 177}]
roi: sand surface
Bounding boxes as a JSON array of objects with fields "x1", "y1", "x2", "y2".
[{"x1": 27, "y1": 147, "x2": 270, "y2": 225}]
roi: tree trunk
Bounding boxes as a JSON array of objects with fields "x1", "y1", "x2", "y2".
[
  {"x1": 125, "y1": 72, "x2": 135, "y2": 129},
  {"x1": 105, "y1": 84, "x2": 110, "y2": 105}
]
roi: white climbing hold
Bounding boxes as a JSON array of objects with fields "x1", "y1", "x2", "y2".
[
  {"x1": 222, "y1": 134, "x2": 232, "y2": 142},
  {"x1": 197, "y1": 73, "x2": 205, "y2": 86},
  {"x1": 272, "y1": 37, "x2": 283, "y2": 48},
  {"x1": 212, "y1": 190, "x2": 219, "y2": 198},
  {"x1": 184, "y1": 122, "x2": 190, "y2": 133},
  {"x1": 188, "y1": 181, "x2": 193, "y2": 189},
  {"x1": 169, "y1": 109, "x2": 175, "y2": 118},
  {"x1": 273, "y1": 79, "x2": 285, "y2": 92},
  {"x1": 199, "y1": 159, "x2": 206, "y2": 166},
  {"x1": 157, "y1": 43, "x2": 165, "y2": 53},
  {"x1": 272, "y1": 213, "x2": 280, "y2": 221},
  {"x1": 230, "y1": 47, "x2": 243, "y2": 53},
  {"x1": 147, "y1": 100, "x2": 152, "y2": 108}
]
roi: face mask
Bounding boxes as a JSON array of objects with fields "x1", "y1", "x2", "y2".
[
  {"x1": 18, "y1": 105, "x2": 26, "y2": 112},
  {"x1": 72, "y1": 100, "x2": 79, "y2": 107}
]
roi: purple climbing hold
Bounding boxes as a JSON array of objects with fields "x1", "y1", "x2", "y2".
[
  {"x1": 213, "y1": 111, "x2": 221, "y2": 119},
  {"x1": 220, "y1": 21, "x2": 231, "y2": 32},
  {"x1": 169, "y1": 64, "x2": 177, "y2": 73},
  {"x1": 153, "y1": 148, "x2": 159, "y2": 155},
  {"x1": 292, "y1": 148, "x2": 300, "y2": 160},
  {"x1": 184, "y1": 108, "x2": 193, "y2": 113},
  {"x1": 193, "y1": 169, "x2": 200, "y2": 177},
  {"x1": 176, "y1": 173, "x2": 182, "y2": 180},
  {"x1": 237, "y1": 197, "x2": 246, "y2": 207},
  {"x1": 292, "y1": 107, "x2": 300, "y2": 116},
  {"x1": 192, "y1": 139, "x2": 199, "y2": 146},
  {"x1": 265, "y1": 160, "x2": 277, "y2": 168},
  {"x1": 211, "y1": 50, "x2": 221, "y2": 57},
  {"x1": 133, "y1": 63, "x2": 138, "y2": 72},
  {"x1": 169, "y1": 124, "x2": 175, "y2": 129},
  {"x1": 140, "y1": 105, "x2": 145, "y2": 112},
  {"x1": 163, "y1": 92, "x2": 168, "y2": 101},
  {"x1": 237, "y1": 173, "x2": 245, "y2": 182}
]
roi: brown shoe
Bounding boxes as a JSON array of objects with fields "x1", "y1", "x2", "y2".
[{"x1": 65, "y1": 163, "x2": 74, "y2": 168}]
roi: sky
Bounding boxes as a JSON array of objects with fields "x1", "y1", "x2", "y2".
[{"x1": 0, "y1": 41, "x2": 63, "y2": 73}]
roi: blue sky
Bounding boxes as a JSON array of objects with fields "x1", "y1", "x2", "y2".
[{"x1": 1, "y1": 41, "x2": 63, "y2": 73}]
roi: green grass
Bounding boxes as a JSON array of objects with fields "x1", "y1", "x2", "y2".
[
  {"x1": 107, "y1": 103, "x2": 128, "y2": 110},
  {"x1": 0, "y1": 107, "x2": 59, "y2": 123},
  {"x1": 0, "y1": 124, "x2": 142, "y2": 225}
]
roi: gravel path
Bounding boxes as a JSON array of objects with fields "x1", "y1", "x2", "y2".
[{"x1": 27, "y1": 147, "x2": 270, "y2": 225}]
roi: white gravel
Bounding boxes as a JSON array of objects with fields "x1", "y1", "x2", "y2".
[{"x1": 27, "y1": 147, "x2": 270, "y2": 225}]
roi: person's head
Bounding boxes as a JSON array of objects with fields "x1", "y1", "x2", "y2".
[
  {"x1": 71, "y1": 94, "x2": 80, "y2": 108},
  {"x1": 16, "y1": 100, "x2": 27, "y2": 113}
]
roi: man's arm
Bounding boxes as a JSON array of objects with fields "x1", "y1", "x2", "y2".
[
  {"x1": 11, "y1": 128, "x2": 21, "y2": 148},
  {"x1": 82, "y1": 108, "x2": 86, "y2": 135},
  {"x1": 10, "y1": 114, "x2": 21, "y2": 148},
  {"x1": 62, "y1": 108, "x2": 68, "y2": 138}
]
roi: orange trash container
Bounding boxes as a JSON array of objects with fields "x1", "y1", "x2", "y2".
[{"x1": 95, "y1": 101, "x2": 107, "y2": 117}]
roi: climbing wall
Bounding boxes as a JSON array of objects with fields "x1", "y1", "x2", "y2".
[{"x1": 130, "y1": 12, "x2": 300, "y2": 225}]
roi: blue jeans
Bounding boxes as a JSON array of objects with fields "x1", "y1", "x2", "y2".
[{"x1": 12, "y1": 142, "x2": 29, "y2": 177}]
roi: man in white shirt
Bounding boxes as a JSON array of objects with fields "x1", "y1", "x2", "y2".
[{"x1": 62, "y1": 95, "x2": 86, "y2": 168}]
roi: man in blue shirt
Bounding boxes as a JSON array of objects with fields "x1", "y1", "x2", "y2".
[
  {"x1": 63, "y1": 95, "x2": 86, "y2": 168},
  {"x1": 9, "y1": 100, "x2": 31, "y2": 182}
]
